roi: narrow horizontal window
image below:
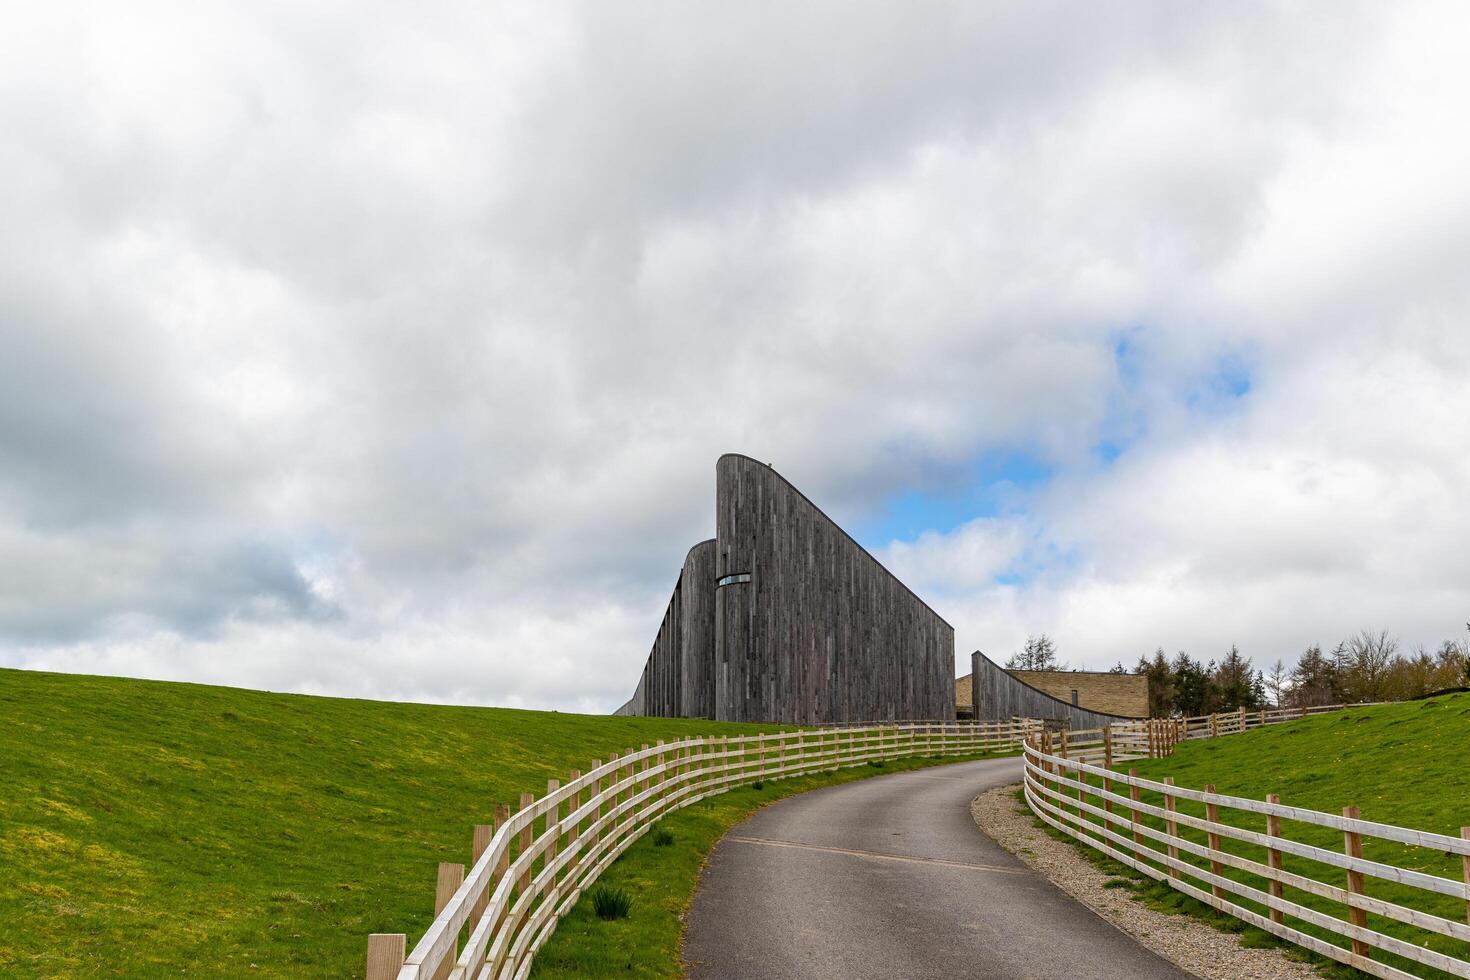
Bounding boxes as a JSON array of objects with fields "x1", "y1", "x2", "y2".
[{"x1": 716, "y1": 573, "x2": 751, "y2": 587}]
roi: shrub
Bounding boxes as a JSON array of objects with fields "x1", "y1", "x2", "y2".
[
  {"x1": 651, "y1": 828, "x2": 674, "y2": 847},
  {"x1": 590, "y1": 885, "x2": 632, "y2": 920},
  {"x1": 751, "y1": 780, "x2": 765, "y2": 790}
]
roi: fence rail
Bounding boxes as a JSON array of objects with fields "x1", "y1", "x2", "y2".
[
  {"x1": 1022, "y1": 724, "x2": 1470, "y2": 979},
  {"x1": 367, "y1": 719, "x2": 1041, "y2": 980}
]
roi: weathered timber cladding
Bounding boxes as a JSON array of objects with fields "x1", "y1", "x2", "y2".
[
  {"x1": 713, "y1": 455, "x2": 953, "y2": 724},
  {"x1": 679, "y1": 540, "x2": 717, "y2": 718},
  {"x1": 969, "y1": 650, "x2": 1140, "y2": 727},
  {"x1": 614, "y1": 539, "x2": 715, "y2": 718},
  {"x1": 619, "y1": 455, "x2": 955, "y2": 723}
]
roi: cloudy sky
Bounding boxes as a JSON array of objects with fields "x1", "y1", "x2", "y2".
[{"x1": 3, "y1": 1, "x2": 1468, "y2": 712}]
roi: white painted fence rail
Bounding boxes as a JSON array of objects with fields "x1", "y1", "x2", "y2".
[
  {"x1": 1023, "y1": 724, "x2": 1470, "y2": 979},
  {"x1": 366, "y1": 719, "x2": 1041, "y2": 980}
]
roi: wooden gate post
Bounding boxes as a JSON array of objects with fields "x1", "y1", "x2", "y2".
[
  {"x1": 1210, "y1": 713, "x2": 1219, "y2": 738},
  {"x1": 366, "y1": 934, "x2": 405, "y2": 980},
  {"x1": 1204, "y1": 784, "x2": 1224, "y2": 899},
  {"x1": 1238, "y1": 706, "x2": 1247, "y2": 733},
  {"x1": 1103, "y1": 726, "x2": 1113, "y2": 769},
  {"x1": 1266, "y1": 793, "x2": 1284, "y2": 924},
  {"x1": 1343, "y1": 805, "x2": 1370, "y2": 958}
]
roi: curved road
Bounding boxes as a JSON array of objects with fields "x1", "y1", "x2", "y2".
[{"x1": 682, "y1": 757, "x2": 1192, "y2": 980}]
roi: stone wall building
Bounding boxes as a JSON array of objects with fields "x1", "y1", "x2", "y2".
[{"x1": 957, "y1": 653, "x2": 1148, "y2": 725}]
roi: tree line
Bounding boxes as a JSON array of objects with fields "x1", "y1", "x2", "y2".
[
  {"x1": 1006, "y1": 628, "x2": 1470, "y2": 717},
  {"x1": 1130, "y1": 629, "x2": 1469, "y2": 716}
]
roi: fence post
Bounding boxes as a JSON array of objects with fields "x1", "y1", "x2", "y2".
[
  {"x1": 545, "y1": 778, "x2": 561, "y2": 884},
  {"x1": 1210, "y1": 713, "x2": 1219, "y2": 738},
  {"x1": 1061, "y1": 752, "x2": 1077, "y2": 821},
  {"x1": 1239, "y1": 706, "x2": 1246, "y2": 733},
  {"x1": 432, "y1": 862, "x2": 465, "y2": 980},
  {"x1": 1103, "y1": 726, "x2": 1113, "y2": 770},
  {"x1": 1343, "y1": 805, "x2": 1370, "y2": 958},
  {"x1": 654, "y1": 740, "x2": 665, "y2": 802},
  {"x1": 1203, "y1": 784, "x2": 1224, "y2": 899},
  {"x1": 517, "y1": 791, "x2": 534, "y2": 896},
  {"x1": 1460, "y1": 827, "x2": 1469, "y2": 928},
  {"x1": 366, "y1": 934, "x2": 406, "y2": 980},
  {"x1": 604, "y1": 751, "x2": 618, "y2": 823},
  {"x1": 566, "y1": 769, "x2": 582, "y2": 859},
  {"x1": 1147, "y1": 719, "x2": 1156, "y2": 758},
  {"x1": 471, "y1": 821, "x2": 493, "y2": 921},
  {"x1": 1127, "y1": 768, "x2": 1142, "y2": 849},
  {"x1": 1266, "y1": 793, "x2": 1284, "y2": 924},
  {"x1": 1163, "y1": 777, "x2": 1179, "y2": 878}
]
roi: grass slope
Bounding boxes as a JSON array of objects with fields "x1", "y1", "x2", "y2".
[
  {"x1": 0, "y1": 668, "x2": 797, "y2": 977},
  {"x1": 1059, "y1": 694, "x2": 1470, "y2": 978}
]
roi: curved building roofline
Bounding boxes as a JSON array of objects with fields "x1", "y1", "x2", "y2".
[
  {"x1": 971, "y1": 649, "x2": 1144, "y2": 721},
  {"x1": 718, "y1": 453, "x2": 952, "y2": 629}
]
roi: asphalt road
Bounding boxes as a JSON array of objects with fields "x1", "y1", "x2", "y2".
[{"x1": 681, "y1": 756, "x2": 1193, "y2": 980}]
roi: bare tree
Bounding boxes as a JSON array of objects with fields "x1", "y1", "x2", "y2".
[
  {"x1": 1265, "y1": 658, "x2": 1288, "y2": 708},
  {"x1": 1344, "y1": 629, "x2": 1396, "y2": 702},
  {"x1": 1005, "y1": 634, "x2": 1065, "y2": 671}
]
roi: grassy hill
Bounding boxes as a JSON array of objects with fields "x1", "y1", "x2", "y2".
[
  {"x1": 0, "y1": 668, "x2": 796, "y2": 978},
  {"x1": 1117, "y1": 694, "x2": 1470, "y2": 977}
]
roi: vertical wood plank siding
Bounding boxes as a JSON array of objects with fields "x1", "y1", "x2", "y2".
[
  {"x1": 613, "y1": 539, "x2": 715, "y2": 718},
  {"x1": 713, "y1": 454, "x2": 952, "y2": 724},
  {"x1": 619, "y1": 455, "x2": 954, "y2": 724}
]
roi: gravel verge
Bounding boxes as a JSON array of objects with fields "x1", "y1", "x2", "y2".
[{"x1": 971, "y1": 784, "x2": 1319, "y2": 980}]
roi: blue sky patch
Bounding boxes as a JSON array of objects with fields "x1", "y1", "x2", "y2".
[{"x1": 853, "y1": 449, "x2": 1052, "y2": 548}]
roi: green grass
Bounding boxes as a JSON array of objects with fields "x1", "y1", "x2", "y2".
[
  {"x1": 1043, "y1": 695, "x2": 1470, "y2": 979},
  {"x1": 530, "y1": 750, "x2": 1007, "y2": 978},
  {"x1": 0, "y1": 668, "x2": 804, "y2": 977},
  {"x1": 0, "y1": 667, "x2": 1000, "y2": 978}
]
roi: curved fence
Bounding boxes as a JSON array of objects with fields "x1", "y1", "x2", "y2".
[
  {"x1": 365, "y1": 720, "x2": 1041, "y2": 980},
  {"x1": 1022, "y1": 730, "x2": 1470, "y2": 979}
]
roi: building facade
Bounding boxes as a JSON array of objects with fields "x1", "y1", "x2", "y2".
[
  {"x1": 616, "y1": 454, "x2": 954, "y2": 725},
  {"x1": 962, "y1": 651, "x2": 1147, "y2": 727}
]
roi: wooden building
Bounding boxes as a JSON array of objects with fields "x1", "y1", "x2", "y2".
[{"x1": 616, "y1": 455, "x2": 954, "y2": 724}]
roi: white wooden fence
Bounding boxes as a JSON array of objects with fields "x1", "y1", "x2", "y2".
[
  {"x1": 366, "y1": 719, "x2": 1041, "y2": 980},
  {"x1": 1024, "y1": 713, "x2": 1470, "y2": 979}
]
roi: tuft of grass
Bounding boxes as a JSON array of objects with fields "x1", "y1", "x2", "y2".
[
  {"x1": 750, "y1": 780, "x2": 765, "y2": 790},
  {"x1": 651, "y1": 828, "x2": 675, "y2": 847},
  {"x1": 590, "y1": 886, "x2": 633, "y2": 920}
]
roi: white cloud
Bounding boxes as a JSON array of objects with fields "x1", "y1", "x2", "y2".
[{"x1": 2, "y1": 0, "x2": 1468, "y2": 706}]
